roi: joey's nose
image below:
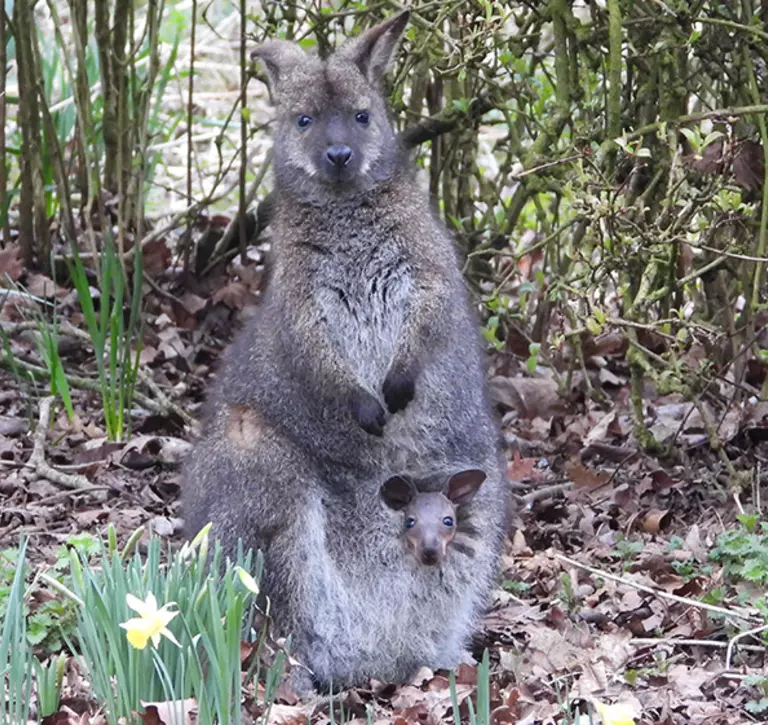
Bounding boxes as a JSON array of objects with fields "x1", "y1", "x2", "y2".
[
  {"x1": 326, "y1": 145, "x2": 352, "y2": 169},
  {"x1": 420, "y1": 548, "x2": 440, "y2": 566}
]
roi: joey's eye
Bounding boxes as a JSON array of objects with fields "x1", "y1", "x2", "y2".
[
  {"x1": 405, "y1": 517, "x2": 416, "y2": 529},
  {"x1": 355, "y1": 110, "x2": 370, "y2": 126},
  {"x1": 297, "y1": 115, "x2": 313, "y2": 129},
  {"x1": 442, "y1": 517, "x2": 454, "y2": 528}
]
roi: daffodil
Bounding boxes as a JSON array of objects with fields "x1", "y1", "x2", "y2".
[
  {"x1": 179, "y1": 522, "x2": 212, "y2": 562},
  {"x1": 119, "y1": 592, "x2": 180, "y2": 650},
  {"x1": 592, "y1": 699, "x2": 638, "y2": 725},
  {"x1": 235, "y1": 566, "x2": 260, "y2": 595}
]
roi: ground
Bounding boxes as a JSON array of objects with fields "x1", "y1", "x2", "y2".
[{"x1": 1, "y1": 267, "x2": 766, "y2": 724}]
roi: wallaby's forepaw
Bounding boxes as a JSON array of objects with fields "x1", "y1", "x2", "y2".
[
  {"x1": 349, "y1": 389, "x2": 387, "y2": 436},
  {"x1": 383, "y1": 366, "x2": 416, "y2": 414}
]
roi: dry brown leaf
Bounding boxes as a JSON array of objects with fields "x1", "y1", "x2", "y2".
[
  {"x1": 120, "y1": 435, "x2": 192, "y2": 469},
  {"x1": 583, "y1": 411, "x2": 619, "y2": 446},
  {"x1": 565, "y1": 461, "x2": 610, "y2": 489},
  {"x1": 26, "y1": 273, "x2": 66, "y2": 299},
  {"x1": 488, "y1": 375, "x2": 566, "y2": 418},
  {"x1": 0, "y1": 244, "x2": 23, "y2": 281},
  {"x1": 510, "y1": 529, "x2": 532, "y2": 556},
  {"x1": 262, "y1": 703, "x2": 315, "y2": 724},
  {"x1": 139, "y1": 699, "x2": 197, "y2": 725},
  {"x1": 143, "y1": 239, "x2": 171, "y2": 276},
  {"x1": 641, "y1": 508, "x2": 671, "y2": 534},
  {"x1": 507, "y1": 450, "x2": 536, "y2": 481},
  {"x1": 212, "y1": 281, "x2": 251, "y2": 310}
]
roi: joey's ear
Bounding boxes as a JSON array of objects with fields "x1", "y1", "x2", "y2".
[
  {"x1": 445, "y1": 469, "x2": 486, "y2": 506},
  {"x1": 380, "y1": 475, "x2": 416, "y2": 510},
  {"x1": 251, "y1": 40, "x2": 307, "y2": 93},
  {"x1": 335, "y1": 9, "x2": 410, "y2": 85}
]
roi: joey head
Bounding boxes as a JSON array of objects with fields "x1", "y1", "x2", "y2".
[{"x1": 381, "y1": 469, "x2": 486, "y2": 566}]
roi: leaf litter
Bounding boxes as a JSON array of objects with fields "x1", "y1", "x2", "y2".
[{"x1": 3, "y1": 281, "x2": 766, "y2": 724}]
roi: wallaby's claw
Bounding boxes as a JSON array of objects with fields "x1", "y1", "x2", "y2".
[
  {"x1": 383, "y1": 367, "x2": 416, "y2": 414},
  {"x1": 349, "y1": 389, "x2": 387, "y2": 436}
]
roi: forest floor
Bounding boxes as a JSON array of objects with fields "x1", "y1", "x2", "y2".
[{"x1": 1, "y1": 241, "x2": 766, "y2": 724}]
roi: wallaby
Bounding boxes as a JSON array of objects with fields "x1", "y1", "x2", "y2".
[
  {"x1": 381, "y1": 470, "x2": 485, "y2": 567},
  {"x1": 183, "y1": 10, "x2": 510, "y2": 692}
]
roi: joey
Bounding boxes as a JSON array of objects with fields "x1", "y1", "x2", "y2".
[{"x1": 381, "y1": 469, "x2": 486, "y2": 566}]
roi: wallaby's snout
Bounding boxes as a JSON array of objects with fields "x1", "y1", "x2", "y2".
[
  {"x1": 326, "y1": 144, "x2": 353, "y2": 171},
  {"x1": 418, "y1": 544, "x2": 441, "y2": 567}
]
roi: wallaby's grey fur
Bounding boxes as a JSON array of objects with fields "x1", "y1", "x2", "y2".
[
  {"x1": 381, "y1": 470, "x2": 486, "y2": 567},
  {"x1": 183, "y1": 9, "x2": 510, "y2": 692}
]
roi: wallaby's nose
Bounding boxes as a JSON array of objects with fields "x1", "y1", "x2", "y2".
[
  {"x1": 420, "y1": 548, "x2": 440, "y2": 566},
  {"x1": 326, "y1": 145, "x2": 352, "y2": 169}
]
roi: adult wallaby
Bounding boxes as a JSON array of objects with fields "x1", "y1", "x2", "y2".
[
  {"x1": 381, "y1": 470, "x2": 486, "y2": 567},
  {"x1": 183, "y1": 9, "x2": 510, "y2": 691}
]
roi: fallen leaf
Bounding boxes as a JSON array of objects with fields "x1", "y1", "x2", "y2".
[
  {"x1": 26, "y1": 273, "x2": 66, "y2": 299},
  {"x1": 0, "y1": 244, "x2": 23, "y2": 281},
  {"x1": 139, "y1": 699, "x2": 197, "y2": 725},
  {"x1": 641, "y1": 508, "x2": 671, "y2": 534},
  {"x1": 565, "y1": 461, "x2": 611, "y2": 489},
  {"x1": 488, "y1": 375, "x2": 567, "y2": 418},
  {"x1": 507, "y1": 450, "x2": 536, "y2": 481}
]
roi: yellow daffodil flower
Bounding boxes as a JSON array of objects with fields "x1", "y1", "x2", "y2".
[
  {"x1": 235, "y1": 566, "x2": 260, "y2": 595},
  {"x1": 592, "y1": 700, "x2": 638, "y2": 725},
  {"x1": 119, "y1": 592, "x2": 180, "y2": 650},
  {"x1": 179, "y1": 523, "x2": 212, "y2": 562}
]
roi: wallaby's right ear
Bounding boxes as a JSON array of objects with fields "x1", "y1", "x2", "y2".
[
  {"x1": 381, "y1": 475, "x2": 416, "y2": 510},
  {"x1": 251, "y1": 41, "x2": 307, "y2": 93},
  {"x1": 335, "y1": 9, "x2": 410, "y2": 86},
  {"x1": 445, "y1": 469, "x2": 486, "y2": 506}
]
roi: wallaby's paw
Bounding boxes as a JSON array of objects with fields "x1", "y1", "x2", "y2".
[
  {"x1": 383, "y1": 367, "x2": 416, "y2": 414},
  {"x1": 349, "y1": 389, "x2": 387, "y2": 436}
]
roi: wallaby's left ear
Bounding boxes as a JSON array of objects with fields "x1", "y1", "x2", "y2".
[
  {"x1": 445, "y1": 469, "x2": 486, "y2": 506},
  {"x1": 335, "y1": 9, "x2": 410, "y2": 85}
]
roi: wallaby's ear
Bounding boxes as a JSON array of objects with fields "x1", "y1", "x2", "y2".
[
  {"x1": 251, "y1": 40, "x2": 307, "y2": 93},
  {"x1": 445, "y1": 469, "x2": 486, "y2": 506},
  {"x1": 381, "y1": 475, "x2": 416, "y2": 510},
  {"x1": 335, "y1": 9, "x2": 410, "y2": 85}
]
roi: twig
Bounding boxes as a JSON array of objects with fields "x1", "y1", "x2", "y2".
[
  {"x1": 552, "y1": 552, "x2": 759, "y2": 623},
  {"x1": 518, "y1": 482, "x2": 573, "y2": 506},
  {"x1": 27, "y1": 396, "x2": 94, "y2": 491},
  {"x1": 624, "y1": 104, "x2": 768, "y2": 142},
  {"x1": 399, "y1": 94, "x2": 495, "y2": 148},
  {"x1": 207, "y1": 148, "x2": 273, "y2": 267},
  {"x1": 631, "y1": 637, "x2": 766, "y2": 654},
  {"x1": 27, "y1": 485, "x2": 113, "y2": 507},
  {"x1": 725, "y1": 623, "x2": 768, "y2": 669}
]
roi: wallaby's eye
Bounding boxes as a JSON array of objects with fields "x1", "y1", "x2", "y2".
[
  {"x1": 296, "y1": 114, "x2": 313, "y2": 129},
  {"x1": 355, "y1": 110, "x2": 370, "y2": 126},
  {"x1": 405, "y1": 517, "x2": 416, "y2": 529},
  {"x1": 442, "y1": 516, "x2": 454, "y2": 528}
]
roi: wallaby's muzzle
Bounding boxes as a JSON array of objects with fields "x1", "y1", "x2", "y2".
[{"x1": 326, "y1": 144, "x2": 352, "y2": 170}]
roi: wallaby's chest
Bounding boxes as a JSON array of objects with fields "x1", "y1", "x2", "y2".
[{"x1": 313, "y1": 241, "x2": 412, "y2": 388}]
